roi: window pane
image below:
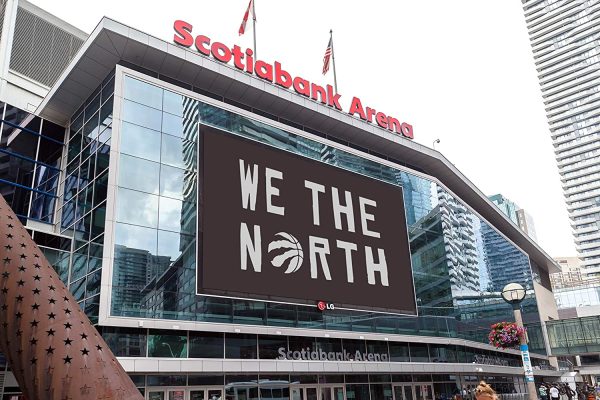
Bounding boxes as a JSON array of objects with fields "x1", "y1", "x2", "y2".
[
  {"x1": 118, "y1": 154, "x2": 160, "y2": 194},
  {"x1": 114, "y1": 222, "x2": 157, "y2": 254},
  {"x1": 158, "y1": 197, "x2": 185, "y2": 232},
  {"x1": 225, "y1": 333, "x2": 257, "y2": 359},
  {"x1": 162, "y1": 112, "x2": 184, "y2": 137},
  {"x1": 124, "y1": 77, "x2": 163, "y2": 110},
  {"x1": 120, "y1": 122, "x2": 161, "y2": 162},
  {"x1": 122, "y1": 100, "x2": 162, "y2": 131},
  {"x1": 159, "y1": 164, "x2": 185, "y2": 200},
  {"x1": 157, "y1": 230, "x2": 194, "y2": 263},
  {"x1": 389, "y1": 342, "x2": 410, "y2": 362},
  {"x1": 410, "y1": 343, "x2": 430, "y2": 362},
  {"x1": 259, "y1": 335, "x2": 288, "y2": 359},
  {"x1": 161, "y1": 134, "x2": 194, "y2": 169},
  {"x1": 116, "y1": 188, "x2": 158, "y2": 228},
  {"x1": 163, "y1": 90, "x2": 184, "y2": 117},
  {"x1": 148, "y1": 330, "x2": 187, "y2": 358},
  {"x1": 189, "y1": 331, "x2": 224, "y2": 358},
  {"x1": 102, "y1": 327, "x2": 147, "y2": 357}
]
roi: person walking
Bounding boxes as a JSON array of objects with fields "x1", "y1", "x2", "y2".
[
  {"x1": 550, "y1": 384, "x2": 561, "y2": 400},
  {"x1": 475, "y1": 381, "x2": 497, "y2": 400},
  {"x1": 565, "y1": 384, "x2": 576, "y2": 400}
]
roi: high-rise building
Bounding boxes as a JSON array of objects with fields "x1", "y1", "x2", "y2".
[
  {"x1": 521, "y1": 1, "x2": 600, "y2": 278},
  {"x1": 489, "y1": 193, "x2": 537, "y2": 241},
  {"x1": 551, "y1": 256, "x2": 584, "y2": 289}
]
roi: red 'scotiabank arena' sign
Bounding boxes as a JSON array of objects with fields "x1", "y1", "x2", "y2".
[{"x1": 173, "y1": 20, "x2": 414, "y2": 140}]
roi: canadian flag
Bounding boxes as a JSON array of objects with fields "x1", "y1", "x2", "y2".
[{"x1": 239, "y1": 0, "x2": 255, "y2": 36}]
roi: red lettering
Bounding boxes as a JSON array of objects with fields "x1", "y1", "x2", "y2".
[
  {"x1": 400, "y1": 123, "x2": 414, "y2": 139},
  {"x1": 275, "y1": 62, "x2": 292, "y2": 89},
  {"x1": 232, "y1": 45, "x2": 245, "y2": 70},
  {"x1": 310, "y1": 83, "x2": 327, "y2": 104},
  {"x1": 173, "y1": 20, "x2": 193, "y2": 47},
  {"x1": 387, "y1": 117, "x2": 401, "y2": 133},
  {"x1": 376, "y1": 112, "x2": 388, "y2": 129},
  {"x1": 195, "y1": 35, "x2": 210, "y2": 56},
  {"x1": 255, "y1": 60, "x2": 274, "y2": 81},
  {"x1": 327, "y1": 85, "x2": 342, "y2": 110},
  {"x1": 211, "y1": 42, "x2": 232, "y2": 63},
  {"x1": 366, "y1": 107, "x2": 376, "y2": 123},
  {"x1": 246, "y1": 49, "x2": 254, "y2": 74},
  {"x1": 171, "y1": 21, "x2": 415, "y2": 140},
  {"x1": 348, "y1": 97, "x2": 366, "y2": 120},
  {"x1": 293, "y1": 77, "x2": 310, "y2": 97}
]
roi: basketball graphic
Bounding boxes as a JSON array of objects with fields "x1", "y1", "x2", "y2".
[{"x1": 268, "y1": 232, "x2": 304, "y2": 274}]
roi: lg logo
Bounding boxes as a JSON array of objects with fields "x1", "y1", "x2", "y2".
[{"x1": 317, "y1": 301, "x2": 334, "y2": 311}]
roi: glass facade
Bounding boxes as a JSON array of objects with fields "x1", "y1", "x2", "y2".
[
  {"x1": 128, "y1": 373, "x2": 531, "y2": 400},
  {"x1": 0, "y1": 102, "x2": 64, "y2": 224},
  {"x1": 61, "y1": 73, "x2": 545, "y2": 350},
  {"x1": 554, "y1": 282, "x2": 600, "y2": 309},
  {"x1": 546, "y1": 316, "x2": 600, "y2": 355},
  {"x1": 61, "y1": 71, "x2": 114, "y2": 323}
]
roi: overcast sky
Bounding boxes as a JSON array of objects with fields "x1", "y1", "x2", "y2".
[{"x1": 29, "y1": 0, "x2": 575, "y2": 258}]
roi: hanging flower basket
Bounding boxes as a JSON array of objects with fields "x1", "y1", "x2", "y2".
[{"x1": 488, "y1": 322, "x2": 525, "y2": 349}]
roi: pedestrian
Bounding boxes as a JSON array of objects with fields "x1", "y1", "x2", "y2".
[
  {"x1": 551, "y1": 384, "x2": 561, "y2": 400},
  {"x1": 540, "y1": 385, "x2": 548, "y2": 400},
  {"x1": 577, "y1": 386, "x2": 587, "y2": 400},
  {"x1": 475, "y1": 381, "x2": 497, "y2": 400},
  {"x1": 566, "y1": 384, "x2": 576, "y2": 400}
]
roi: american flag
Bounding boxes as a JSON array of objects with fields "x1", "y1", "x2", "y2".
[
  {"x1": 322, "y1": 37, "x2": 333, "y2": 75},
  {"x1": 239, "y1": 0, "x2": 254, "y2": 36}
]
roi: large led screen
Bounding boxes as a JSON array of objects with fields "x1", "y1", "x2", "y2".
[{"x1": 199, "y1": 127, "x2": 416, "y2": 314}]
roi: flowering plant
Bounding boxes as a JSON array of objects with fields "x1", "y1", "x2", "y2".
[{"x1": 488, "y1": 322, "x2": 525, "y2": 349}]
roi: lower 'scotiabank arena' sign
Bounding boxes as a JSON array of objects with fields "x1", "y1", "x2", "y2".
[{"x1": 199, "y1": 127, "x2": 416, "y2": 314}]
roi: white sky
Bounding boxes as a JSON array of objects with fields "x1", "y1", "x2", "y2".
[{"x1": 28, "y1": 0, "x2": 575, "y2": 258}]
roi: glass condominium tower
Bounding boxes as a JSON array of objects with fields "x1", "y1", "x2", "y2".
[{"x1": 522, "y1": 0, "x2": 600, "y2": 278}]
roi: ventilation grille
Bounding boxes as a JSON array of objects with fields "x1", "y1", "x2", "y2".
[
  {"x1": 0, "y1": 0, "x2": 6, "y2": 44},
  {"x1": 9, "y1": 6, "x2": 84, "y2": 87}
]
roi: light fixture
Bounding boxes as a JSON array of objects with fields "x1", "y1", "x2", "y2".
[
  {"x1": 234, "y1": 328, "x2": 241, "y2": 333},
  {"x1": 359, "y1": 336, "x2": 364, "y2": 340},
  {"x1": 324, "y1": 333, "x2": 330, "y2": 338},
  {"x1": 276, "y1": 330, "x2": 282, "y2": 335},
  {"x1": 501, "y1": 283, "x2": 526, "y2": 305}
]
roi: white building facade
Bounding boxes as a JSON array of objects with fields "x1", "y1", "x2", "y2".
[{"x1": 521, "y1": 0, "x2": 600, "y2": 278}]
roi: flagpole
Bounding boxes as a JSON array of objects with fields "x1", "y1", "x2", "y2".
[
  {"x1": 252, "y1": 0, "x2": 257, "y2": 59},
  {"x1": 330, "y1": 29, "x2": 338, "y2": 93}
]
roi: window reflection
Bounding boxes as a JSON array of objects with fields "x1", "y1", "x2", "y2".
[
  {"x1": 120, "y1": 122, "x2": 161, "y2": 162},
  {"x1": 119, "y1": 154, "x2": 160, "y2": 194},
  {"x1": 116, "y1": 188, "x2": 159, "y2": 228},
  {"x1": 109, "y1": 75, "x2": 542, "y2": 344},
  {"x1": 122, "y1": 100, "x2": 162, "y2": 131}
]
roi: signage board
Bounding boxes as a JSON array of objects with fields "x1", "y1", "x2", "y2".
[
  {"x1": 520, "y1": 344, "x2": 535, "y2": 382},
  {"x1": 199, "y1": 127, "x2": 416, "y2": 314},
  {"x1": 173, "y1": 20, "x2": 414, "y2": 140},
  {"x1": 276, "y1": 346, "x2": 388, "y2": 362}
]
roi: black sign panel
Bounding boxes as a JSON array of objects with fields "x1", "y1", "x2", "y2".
[{"x1": 199, "y1": 127, "x2": 416, "y2": 314}]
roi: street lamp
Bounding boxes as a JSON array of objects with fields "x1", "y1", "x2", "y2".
[
  {"x1": 433, "y1": 138, "x2": 441, "y2": 149},
  {"x1": 501, "y1": 283, "x2": 537, "y2": 400}
]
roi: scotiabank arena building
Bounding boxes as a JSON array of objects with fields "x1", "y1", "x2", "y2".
[{"x1": 0, "y1": 8, "x2": 565, "y2": 400}]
